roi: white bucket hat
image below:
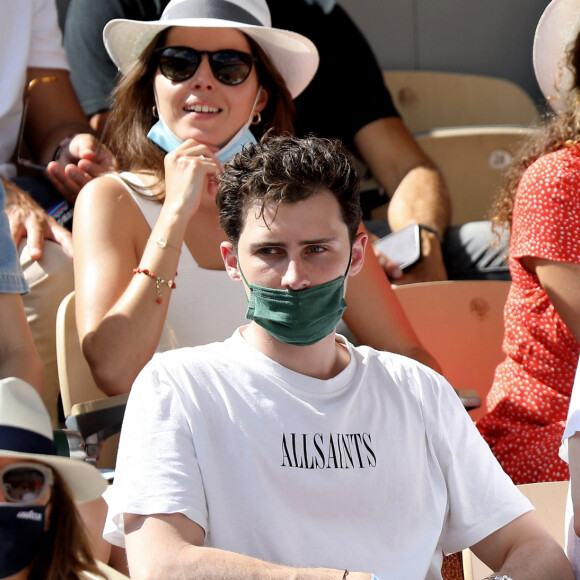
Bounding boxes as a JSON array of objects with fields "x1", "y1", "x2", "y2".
[
  {"x1": 0, "y1": 378, "x2": 107, "y2": 504},
  {"x1": 103, "y1": 0, "x2": 319, "y2": 98},
  {"x1": 533, "y1": 0, "x2": 580, "y2": 112}
]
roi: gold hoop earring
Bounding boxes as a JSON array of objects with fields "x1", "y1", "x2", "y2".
[
  {"x1": 152, "y1": 105, "x2": 159, "y2": 118},
  {"x1": 251, "y1": 112, "x2": 262, "y2": 126}
]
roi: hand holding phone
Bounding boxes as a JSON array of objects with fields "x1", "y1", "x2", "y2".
[{"x1": 372, "y1": 223, "x2": 422, "y2": 271}]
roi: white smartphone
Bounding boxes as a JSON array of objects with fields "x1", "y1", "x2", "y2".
[{"x1": 372, "y1": 223, "x2": 422, "y2": 271}]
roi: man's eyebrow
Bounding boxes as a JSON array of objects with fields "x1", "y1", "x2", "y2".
[
  {"x1": 248, "y1": 237, "x2": 339, "y2": 251},
  {"x1": 248, "y1": 241, "x2": 287, "y2": 252}
]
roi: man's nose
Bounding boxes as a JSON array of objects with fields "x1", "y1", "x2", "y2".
[{"x1": 280, "y1": 259, "x2": 309, "y2": 291}]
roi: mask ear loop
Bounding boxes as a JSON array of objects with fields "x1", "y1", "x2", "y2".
[
  {"x1": 235, "y1": 254, "x2": 251, "y2": 287},
  {"x1": 249, "y1": 87, "x2": 263, "y2": 127},
  {"x1": 234, "y1": 254, "x2": 256, "y2": 306},
  {"x1": 344, "y1": 250, "x2": 353, "y2": 277}
]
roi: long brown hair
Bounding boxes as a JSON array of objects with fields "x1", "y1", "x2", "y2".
[
  {"x1": 490, "y1": 30, "x2": 580, "y2": 234},
  {"x1": 103, "y1": 27, "x2": 295, "y2": 193},
  {"x1": 29, "y1": 470, "x2": 106, "y2": 580}
]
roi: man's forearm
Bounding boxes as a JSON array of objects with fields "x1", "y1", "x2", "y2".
[
  {"x1": 129, "y1": 543, "x2": 371, "y2": 580},
  {"x1": 492, "y1": 539, "x2": 574, "y2": 579},
  {"x1": 386, "y1": 165, "x2": 451, "y2": 238}
]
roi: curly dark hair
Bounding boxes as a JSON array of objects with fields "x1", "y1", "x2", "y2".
[
  {"x1": 216, "y1": 133, "x2": 361, "y2": 247},
  {"x1": 489, "y1": 29, "x2": 580, "y2": 235}
]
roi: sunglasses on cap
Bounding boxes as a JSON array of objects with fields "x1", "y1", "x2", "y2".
[
  {"x1": 154, "y1": 46, "x2": 257, "y2": 86},
  {"x1": 0, "y1": 463, "x2": 53, "y2": 505}
]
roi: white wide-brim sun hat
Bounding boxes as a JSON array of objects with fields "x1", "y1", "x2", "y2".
[
  {"x1": 533, "y1": 0, "x2": 580, "y2": 112},
  {"x1": 0, "y1": 378, "x2": 107, "y2": 504},
  {"x1": 103, "y1": 0, "x2": 319, "y2": 99}
]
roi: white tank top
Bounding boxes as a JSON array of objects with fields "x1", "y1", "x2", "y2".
[{"x1": 109, "y1": 173, "x2": 249, "y2": 351}]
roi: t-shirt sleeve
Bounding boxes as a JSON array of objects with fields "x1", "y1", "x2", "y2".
[
  {"x1": 511, "y1": 150, "x2": 580, "y2": 264},
  {"x1": 423, "y1": 373, "x2": 533, "y2": 555},
  {"x1": 271, "y1": 2, "x2": 399, "y2": 149},
  {"x1": 28, "y1": 0, "x2": 69, "y2": 70},
  {"x1": 63, "y1": 0, "x2": 123, "y2": 116},
  {"x1": 108, "y1": 358, "x2": 209, "y2": 539}
]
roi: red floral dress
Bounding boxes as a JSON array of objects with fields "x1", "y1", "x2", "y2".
[{"x1": 476, "y1": 146, "x2": 580, "y2": 484}]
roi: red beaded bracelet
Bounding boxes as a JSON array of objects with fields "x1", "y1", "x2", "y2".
[{"x1": 133, "y1": 268, "x2": 177, "y2": 304}]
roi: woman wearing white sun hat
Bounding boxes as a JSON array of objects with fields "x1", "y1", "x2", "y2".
[
  {"x1": 0, "y1": 377, "x2": 108, "y2": 579},
  {"x1": 547, "y1": 2, "x2": 580, "y2": 569},
  {"x1": 476, "y1": 0, "x2": 580, "y2": 486},
  {"x1": 72, "y1": 0, "x2": 438, "y2": 398}
]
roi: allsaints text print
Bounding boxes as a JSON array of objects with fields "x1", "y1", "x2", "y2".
[{"x1": 281, "y1": 432, "x2": 376, "y2": 469}]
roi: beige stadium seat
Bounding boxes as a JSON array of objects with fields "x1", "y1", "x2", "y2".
[
  {"x1": 415, "y1": 125, "x2": 538, "y2": 225},
  {"x1": 383, "y1": 70, "x2": 540, "y2": 134},
  {"x1": 56, "y1": 291, "x2": 127, "y2": 469},
  {"x1": 368, "y1": 125, "x2": 538, "y2": 225},
  {"x1": 463, "y1": 480, "x2": 569, "y2": 578},
  {"x1": 392, "y1": 280, "x2": 510, "y2": 422}
]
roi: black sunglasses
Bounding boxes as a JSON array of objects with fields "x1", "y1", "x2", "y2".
[
  {"x1": 0, "y1": 463, "x2": 53, "y2": 504},
  {"x1": 154, "y1": 46, "x2": 257, "y2": 86}
]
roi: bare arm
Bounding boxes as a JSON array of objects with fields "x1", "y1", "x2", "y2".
[
  {"x1": 520, "y1": 257, "x2": 580, "y2": 539},
  {"x1": 471, "y1": 511, "x2": 573, "y2": 579},
  {"x1": 7, "y1": 67, "x2": 115, "y2": 259},
  {"x1": 125, "y1": 512, "x2": 372, "y2": 580},
  {"x1": 0, "y1": 293, "x2": 44, "y2": 394},
  {"x1": 569, "y1": 435, "x2": 580, "y2": 537},
  {"x1": 343, "y1": 223, "x2": 441, "y2": 373},
  {"x1": 522, "y1": 257, "x2": 580, "y2": 344},
  {"x1": 24, "y1": 67, "x2": 116, "y2": 205},
  {"x1": 73, "y1": 142, "x2": 219, "y2": 396},
  {"x1": 354, "y1": 118, "x2": 451, "y2": 284},
  {"x1": 73, "y1": 176, "x2": 181, "y2": 396}
]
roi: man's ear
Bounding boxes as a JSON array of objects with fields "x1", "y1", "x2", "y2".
[
  {"x1": 348, "y1": 231, "x2": 368, "y2": 277},
  {"x1": 220, "y1": 241, "x2": 242, "y2": 282}
]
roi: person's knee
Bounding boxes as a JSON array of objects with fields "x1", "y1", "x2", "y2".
[
  {"x1": 20, "y1": 241, "x2": 74, "y2": 425},
  {"x1": 443, "y1": 220, "x2": 510, "y2": 279},
  {"x1": 20, "y1": 240, "x2": 74, "y2": 295}
]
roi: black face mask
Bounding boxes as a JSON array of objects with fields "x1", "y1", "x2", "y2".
[{"x1": 0, "y1": 504, "x2": 47, "y2": 577}]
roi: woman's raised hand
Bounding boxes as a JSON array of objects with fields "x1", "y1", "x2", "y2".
[{"x1": 163, "y1": 139, "x2": 220, "y2": 217}]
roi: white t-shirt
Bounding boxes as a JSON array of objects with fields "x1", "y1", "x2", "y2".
[
  {"x1": 107, "y1": 330, "x2": 532, "y2": 579},
  {"x1": 0, "y1": 0, "x2": 69, "y2": 178}
]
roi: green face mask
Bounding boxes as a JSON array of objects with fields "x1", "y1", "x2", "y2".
[{"x1": 238, "y1": 255, "x2": 351, "y2": 346}]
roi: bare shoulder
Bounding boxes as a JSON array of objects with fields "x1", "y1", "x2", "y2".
[
  {"x1": 73, "y1": 172, "x2": 153, "y2": 248},
  {"x1": 76, "y1": 172, "x2": 137, "y2": 207},
  {"x1": 75, "y1": 172, "x2": 149, "y2": 227}
]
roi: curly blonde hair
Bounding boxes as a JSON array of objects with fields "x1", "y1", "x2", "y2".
[{"x1": 489, "y1": 29, "x2": 580, "y2": 235}]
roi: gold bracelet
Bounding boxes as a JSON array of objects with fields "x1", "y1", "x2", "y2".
[{"x1": 148, "y1": 237, "x2": 181, "y2": 253}]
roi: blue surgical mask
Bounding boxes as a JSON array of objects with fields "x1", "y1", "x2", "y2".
[
  {"x1": 238, "y1": 255, "x2": 352, "y2": 346},
  {"x1": 215, "y1": 124, "x2": 257, "y2": 165},
  {"x1": 147, "y1": 115, "x2": 183, "y2": 153},
  {"x1": 147, "y1": 88, "x2": 261, "y2": 164},
  {"x1": 0, "y1": 504, "x2": 47, "y2": 577}
]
